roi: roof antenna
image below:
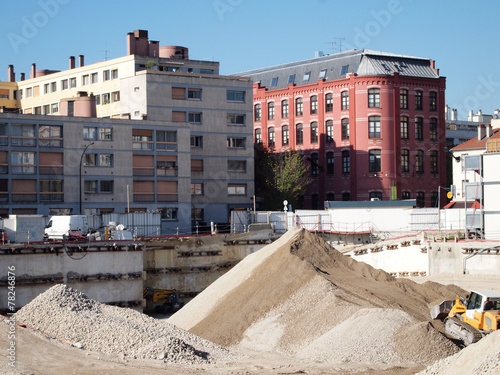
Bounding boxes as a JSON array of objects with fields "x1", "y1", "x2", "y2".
[
  {"x1": 103, "y1": 44, "x2": 109, "y2": 61},
  {"x1": 325, "y1": 38, "x2": 345, "y2": 54}
]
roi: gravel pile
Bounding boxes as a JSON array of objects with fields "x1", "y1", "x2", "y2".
[{"x1": 13, "y1": 284, "x2": 238, "y2": 365}]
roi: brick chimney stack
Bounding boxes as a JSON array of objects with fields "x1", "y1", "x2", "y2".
[
  {"x1": 478, "y1": 124, "x2": 486, "y2": 140},
  {"x1": 8, "y1": 65, "x2": 15, "y2": 82},
  {"x1": 79, "y1": 55, "x2": 84, "y2": 67},
  {"x1": 69, "y1": 56, "x2": 75, "y2": 69},
  {"x1": 30, "y1": 63, "x2": 36, "y2": 79},
  {"x1": 20, "y1": 73, "x2": 25, "y2": 81}
]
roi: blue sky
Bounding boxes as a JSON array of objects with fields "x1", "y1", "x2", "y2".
[{"x1": 1, "y1": 0, "x2": 498, "y2": 120}]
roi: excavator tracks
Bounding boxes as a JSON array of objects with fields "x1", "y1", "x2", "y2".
[{"x1": 444, "y1": 316, "x2": 483, "y2": 346}]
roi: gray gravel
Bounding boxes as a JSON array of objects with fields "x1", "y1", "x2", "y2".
[{"x1": 13, "y1": 284, "x2": 240, "y2": 365}]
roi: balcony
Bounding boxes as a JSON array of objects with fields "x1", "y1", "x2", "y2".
[
  {"x1": 157, "y1": 194, "x2": 178, "y2": 202},
  {"x1": 12, "y1": 193, "x2": 36, "y2": 202},
  {"x1": 133, "y1": 193, "x2": 155, "y2": 202},
  {"x1": 40, "y1": 192, "x2": 64, "y2": 202}
]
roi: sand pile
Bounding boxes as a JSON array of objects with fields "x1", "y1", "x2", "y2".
[
  {"x1": 170, "y1": 227, "x2": 461, "y2": 366},
  {"x1": 13, "y1": 284, "x2": 238, "y2": 365},
  {"x1": 416, "y1": 330, "x2": 500, "y2": 375}
]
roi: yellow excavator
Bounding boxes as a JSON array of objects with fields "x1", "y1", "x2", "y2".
[
  {"x1": 143, "y1": 287, "x2": 184, "y2": 313},
  {"x1": 431, "y1": 289, "x2": 500, "y2": 346}
]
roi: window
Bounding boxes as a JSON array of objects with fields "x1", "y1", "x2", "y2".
[
  {"x1": 281, "y1": 100, "x2": 289, "y2": 118},
  {"x1": 368, "y1": 88, "x2": 380, "y2": 108},
  {"x1": 82, "y1": 75, "x2": 89, "y2": 86},
  {"x1": 282, "y1": 126, "x2": 289, "y2": 146},
  {"x1": 310, "y1": 96, "x2": 318, "y2": 114},
  {"x1": 342, "y1": 150, "x2": 350, "y2": 173},
  {"x1": 188, "y1": 112, "x2": 202, "y2": 123},
  {"x1": 132, "y1": 129, "x2": 153, "y2": 150},
  {"x1": 400, "y1": 116, "x2": 409, "y2": 139},
  {"x1": 429, "y1": 91, "x2": 437, "y2": 111},
  {"x1": 326, "y1": 193, "x2": 334, "y2": 201},
  {"x1": 157, "y1": 131, "x2": 177, "y2": 150},
  {"x1": 296, "y1": 124, "x2": 303, "y2": 145},
  {"x1": 402, "y1": 191, "x2": 410, "y2": 200},
  {"x1": 227, "y1": 90, "x2": 245, "y2": 102},
  {"x1": 84, "y1": 180, "x2": 97, "y2": 193},
  {"x1": 228, "y1": 184, "x2": 246, "y2": 195},
  {"x1": 84, "y1": 127, "x2": 112, "y2": 141},
  {"x1": 91, "y1": 73, "x2": 98, "y2": 84},
  {"x1": 99, "y1": 128, "x2": 112, "y2": 140},
  {"x1": 191, "y1": 183, "x2": 204, "y2": 195},
  {"x1": 415, "y1": 90, "x2": 423, "y2": 110},
  {"x1": 268, "y1": 127, "x2": 275, "y2": 147},
  {"x1": 430, "y1": 118, "x2": 438, "y2": 141},
  {"x1": 268, "y1": 102, "x2": 275, "y2": 120},
  {"x1": 100, "y1": 180, "x2": 114, "y2": 193},
  {"x1": 227, "y1": 137, "x2": 246, "y2": 148},
  {"x1": 369, "y1": 192, "x2": 383, "y2": 201},
  {"x1": 39, "y1": 125, "x2": 62, "y2": 147},
  {"x1": 39, "y1": 180, "x2": 63, "y2": 202},
  {"x1": 341, "y1": 91, "x2": 349, "y2": 110},
  {"x1": 111, "y1": 91, "x2": 120, "y2": 102},
  {"x1": 191, "y1": 208, "x2": 204, "y2": 223},
  {"x1": 188, "y1": 88, "x2": 202, "y2": 100},
  {"x1": 95, "y1": 95, "x2": 100, "y2": 105},
  {"x1": 11, "y1": 152, "x2": 35, "y2": 174},
  {"x1": 111, "y1": 69, "x2": 118, "y2": 79},
  {"x1": 43, "y1": 83, "x2": 49, "y2": 94},
  {"x1": 342, "y1": 118, "x2": 350, "y2": 140},
  {"x1": 160, "y1": 207, "x2": 178, "y2": 220},
  {"x1": 296, "y1": 98, "x2": 303, "y2": 116},
  {"x1": 431, "y1": 191, "x2": 439, "y2": 207},
  {"x1": 254, "y1": 104, "x2": 261, "y2": 121},
  {"x1": 12, "y1": 124, "x2": 36, "y2": 146},
  {"x1": 303, "y1": 71, "x2": 311, "y2": 81},
  {"x1": 311, "y1": 153, "x2": 319, "y2": 175},
  {"x1": 191, "y1": 159, "x2": 203, "y2": 172},
  {"x1": 369, "y1": 116, "x2": 381, "y2": 138},
  {"x1": 430, "y1": 150, "x2": 438, "y2": 174},
  {"x1": 401, "y1": 149, "x2": 409, "y2": 172},
  {"x1": 326, "y1": 152, "x2": 334, "y2": 174},
  {"x1": 191, "y1": 135, "x2": 203, "y2": 148},
  {"x1": 325, "y1": 93, "x2": 333, "y2": 112},
  {"x1": 310, "y1": 122, "x2": 318, "y2": 143},
  {"x1": 319, "y1": 69, "x2": 327, "y2": 79},
  {"x1": 369, "y1": 149, "x2": 381, "y2": 172},
  {"x1": 288, "y1": 74, "x2": 295, "y2": 85},
  {"x1": 416, "y1": 150, "x2": 424, "y2": 173},
  {"x1": 326, "y1": 120, "x2": 333, "y2": 142},
  {"x1": 51, "y1": 103, "x2": 59, "y2": 113},
  {"x1": 43, "y1": 105, "x2": 50, "y2": 114},
  {"x1": 61, "y1": 80, "x2": 68, "y2": 90},
  {"x1": 400, "y1": 89, "x2": 408, "y2": 109},
  {"x1": 103, "y1": 70, "x2": 110, "y2": 81},
  {"x1": 228, "y1": 160, "x2": 246, "y2": 172},
  {"x1": 341, "y1": 65, "x2": 349, "y2": 75},
  {"x1": 342, "y1": 192, "x2": 351, "y2": 201},
  {"x1": 416, "y1": 192, "x2": 425, "y2": 207},
  {"x1": 227, "y1": 113, "x2": 245, "y2": 125},
  {"x1": 415, "y1": 117, "x2": 423, "y2": 140},
  {"x1": 26, "y1": 87, "x2": 33, "y2": 98},
  {"x1": 51, "y1": 82, "x2": 57, "y2": 92},
  {"x1": 255, "y1": 129, "x2": 262, "y2": 144},
  {"x1": 271, "y1": 77, "x2": 278, "y2": 87},
  {"x1": 70, "y1": 77, "x2": 76, "y2": 88},
  {"x1": 102, "y1": 93, "x2": 110, "y2": 104}
]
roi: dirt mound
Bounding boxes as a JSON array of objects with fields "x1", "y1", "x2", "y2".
[
  {"x1": 13, "y1": 284, "x2": 238, "y2": 365},
  {"x1": 170, "y1": 228, "x2": 461, "y2": 366},
  {"x1": 416, "y1": 330, "x2": 500, "y2": 375}
]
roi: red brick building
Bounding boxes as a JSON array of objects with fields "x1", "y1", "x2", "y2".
[{"x1": 238, "y1": 50, "x2": 446, "y2": 209}]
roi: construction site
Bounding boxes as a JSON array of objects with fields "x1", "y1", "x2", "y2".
[{"x1": 1, "y1": 225, "x2": 499, "y2": 375}]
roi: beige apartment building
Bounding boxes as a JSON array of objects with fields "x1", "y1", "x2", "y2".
[{"x1": 0, "y1": 30, "x2": 254, "y2": 235}]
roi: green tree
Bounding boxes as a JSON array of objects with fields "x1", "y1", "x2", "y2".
[{"x1": 254, "y1": 144, "x2": 312, "y2": 210}]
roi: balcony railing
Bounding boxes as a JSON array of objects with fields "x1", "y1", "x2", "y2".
[
  {"x1": 157, "y1": 194, "x2": 178, "y2": 202},
  {"x1": 156, "y1": 167, "x2": 178, "y2": 177},
  {"x1": 12, "y1": 193, "x2": 37, "y2": 202},
  {"x1": 133, "y1": 194, "x2": 155, "y2": 202},
  {"x1": 39, "y1": 166, "x2": 64, "y2": 175},
  {"x1": 133, "y1": 168, "x2": 155, "y2": 177},
  {"x1": 40, "y1": 192, "x2": 64, "y2": 202}
]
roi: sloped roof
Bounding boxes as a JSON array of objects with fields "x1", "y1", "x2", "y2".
[
  {"x1": 233, "y1": 49, "x2": 439, "y2": 90},
  {"x1": 451, "y1": 128, "x2": 500, "y2": 151}
]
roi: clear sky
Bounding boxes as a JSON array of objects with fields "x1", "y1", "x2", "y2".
[{"x1": 1, "y1": 0, "x2": 499, "y2": 120}]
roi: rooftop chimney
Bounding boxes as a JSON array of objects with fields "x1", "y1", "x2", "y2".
[
  {"x1": 478, "y1": 124, "x2": 486, "y2": 140},
  {"x1": 20, "y1": 73, "x2": 25, "y2": 81},
  {"x1": 30, "y1": 63, "x2": 36, "y2": 79},
  {"x1": 8, "y1": 65, "x2": 15, "y2": 82},
  {"x1": 79, "y1": 55, "x2": 84, "y2": 67},
  {"x1": 487, "y1": 123, "x2": 493, "y2": 138},
  {"x1": 69, "y1": 56, "x2": 75, "y2": 69}
]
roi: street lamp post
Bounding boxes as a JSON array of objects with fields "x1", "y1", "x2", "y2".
[{"x1": 79, "y1": 142, "x2": 94, "y2": 214}]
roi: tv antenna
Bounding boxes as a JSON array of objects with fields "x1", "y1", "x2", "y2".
[
  {"x1": 326, "y1": 37, "x2": 345, "y2": 54},
  {"x1": 103, "y1": 44, "x2": 110, "y2": 61}
]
